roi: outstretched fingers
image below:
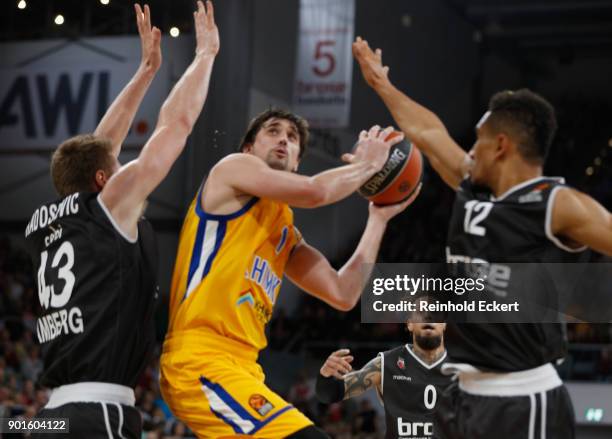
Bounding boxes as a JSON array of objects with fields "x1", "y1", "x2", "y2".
[
  {"x1": 194, "y1": 0, "x2": 204, "y2": 25},
  {"x1": 143, "y1": 4, "x2": 151, "y2": 33},
  {"x1": 151, "y1": 26, "x2": 161, "y2": 44},
  {"x1": 205, "y1": 0, "x2": 215, "y2": 26},
  {"x1": 134, "y1": 4, "x2": 144, "y2": 35},
  {"x1": 379, "y1": 126, "x2": 394, "y2": 140},
  {"x1": 368, "y1": 124, "x2": 382, "y2": 138}
]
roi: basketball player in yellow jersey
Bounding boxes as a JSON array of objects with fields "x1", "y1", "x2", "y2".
[{"x1": 160, "y1": 109, "x2": 420, "y2": 438}]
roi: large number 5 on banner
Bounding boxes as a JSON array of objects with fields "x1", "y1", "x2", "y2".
[{"x1": 313, "y1": 40, "x2": 336, "y2": 77}]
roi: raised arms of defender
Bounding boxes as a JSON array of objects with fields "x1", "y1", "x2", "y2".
[
  {"x1": 352, "y1": 37, "x2": 468, "y2": 190},
  {"x1": 316, "y1": 349, "x2": 382, "y2": 403},
  {"x1": 100, "y1": 0, "x2": 219, "y2": 239},
  {"x1": 93, "y1": 4, "x2": 162, "y2": 157},
  {"x1": 352, "y1": 38, "x2": 612, "y2": 256}
]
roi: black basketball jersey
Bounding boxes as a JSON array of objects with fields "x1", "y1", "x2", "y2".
[
  {"x1": 381, "y1": 345, "x2": 450, "y2": 439},
  {"x1": 445, "y1": 176, "x2": 588, "y2": 372},
  {"x1": 24, "y1": 192, "x2": 159, "y2": 388}
]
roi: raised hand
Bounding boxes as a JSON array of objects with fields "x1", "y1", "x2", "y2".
[
  {"x1": 352, "y1": 36, "x2": 390, "y2": 89},
  {"x1": 343, "y1": 125, "x2": 404, "y2": 172},
  {"x1": 320, "y1": 349, "x2": 354, "y2": 379},
  {"x1": 134, "y1": 4, "x2": 162, "y2": 73},
  {"x1": 194, "y1": 0, "x2": 219, "y2": 57}
]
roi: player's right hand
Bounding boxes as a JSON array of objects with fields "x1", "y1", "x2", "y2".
[
  {"x1": 369, "y1": 182, "x2": 422, "y2": 222},
  {"x1": 343, "y1": 125, "x2": 403, "y2": 172},
  {"x1": 194, "y1": 0, "x2": 220, "y2": 57},
  {"x1": 320, "y1": 349, "x2": 354, "y2": 379}
]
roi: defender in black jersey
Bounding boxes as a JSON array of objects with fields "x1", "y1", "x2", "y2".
[
  {"x1": 315, "y1": 319, "x2": 450, "y2": 439},
  {"x1": 353, "y1": 38, "x2": 612, "y2": 439},
  {"x1": 26, "y1": 3, "x2": 220, "y2": 437}
]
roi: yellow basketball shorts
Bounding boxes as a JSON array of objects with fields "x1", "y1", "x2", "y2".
[{"x1": 160, "y1": 347, "x2": 313, "y2": 438}]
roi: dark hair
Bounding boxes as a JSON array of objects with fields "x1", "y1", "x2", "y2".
[
  {"x1": 238, "y1": 108, "x2": 309, "y2": 159},
  {"x1": 51, "y1": 134, "x2": 114, "y2": 196},
  {"x1": 486, "y1": 89, "x2": 558, "y2": 164}
]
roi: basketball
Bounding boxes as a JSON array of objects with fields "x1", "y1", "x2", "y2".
[{"x1": 358, "y1": 131, "x2": 423, "y2": 205}]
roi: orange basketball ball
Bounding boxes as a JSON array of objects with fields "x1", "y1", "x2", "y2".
[{"x1": 358, "y1": 131, "x2": 423, "y2": 205}]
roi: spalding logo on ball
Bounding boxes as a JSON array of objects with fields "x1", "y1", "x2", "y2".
[{"x1": 358, "y1": 131, "x2": 423, "y2": 205}]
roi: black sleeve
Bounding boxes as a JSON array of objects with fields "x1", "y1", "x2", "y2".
[{"x1": 315, "y1": 374, "x2": 345, "y2": 404}]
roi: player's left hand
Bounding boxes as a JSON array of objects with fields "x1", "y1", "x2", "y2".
[
  {"x1": 368, "y1": 183, "x2": 422, "y2": 222},
  {"x1": 320, "y1": 349, "x2": 354, "y2": 379},
  {"x1": 352, "y1": 36, "x2": 390, "y2": 89},
  {"x1": 135, "y1": 4, "x2": 162, "y2": 73}
]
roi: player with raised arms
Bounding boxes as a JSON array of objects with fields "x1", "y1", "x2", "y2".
[{"x1": 26, "y1": 2, "x2": 219, "y2": 437}]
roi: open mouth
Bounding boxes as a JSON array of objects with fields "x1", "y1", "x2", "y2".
[
  {"x1": 274, "y1": 148, "x2": 287, "y2": 158},
  {"x1": 422, "y1": 324, "x2": 435, "y2": 331}
]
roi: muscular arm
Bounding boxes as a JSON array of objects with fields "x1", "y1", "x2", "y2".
[
  {"x1": 100, "y1": 1, "x2": 218, "y2": 239},
  {"x1": 285, "y1": 192, "x2": 418, "y2": 311},
  {"x1": 209, "y1": 153, "x2": 381, "y2": 209},
  {"x1": 207, "y1": 126, "x2": 401, "y2": 210},
  {"x1": 316, "y1": 351, "x2": 382, "y2": 403},
  {"x1": 343, "y1": 356, "x2": 382, "y2": 399},
  {"x1": 285, "y1": 214, "x2": 388, "y2": 311},
  {"x1": 551, "y1": 187, "x2": 612, "y2": 256},
  {"x1": 353, "y1": 37, "x2": 468, "y2": 189},
  {"x1": 94, "y1": 4, "x2": 162, "y2": 157}
]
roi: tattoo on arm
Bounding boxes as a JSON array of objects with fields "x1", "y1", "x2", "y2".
[{"x1": 343, "y1": 356, "x2": 381, "y2": 399}]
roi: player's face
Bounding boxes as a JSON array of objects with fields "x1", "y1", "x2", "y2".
[
  {"x1": 468, "y1": 112, "x2": 497, "y2": 186},
  {"x1": 249, "y1": 118, "x2": 301, "y2": 172},
  {"x1": 408, "y1": 322, "x2": 446, "y2": 350}
]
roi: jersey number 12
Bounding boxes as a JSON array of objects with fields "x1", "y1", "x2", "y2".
[{"x1": 463, "y1": 200, "x2": 493, "y2": 236}]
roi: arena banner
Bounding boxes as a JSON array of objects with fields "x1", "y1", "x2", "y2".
[
  {"x1": 360, "y1": 263, "x2": 612, "y2": 324},
  {"x1": 293, "y1": 0, "x2": 355, "y2": 128},
  {"x1": 0, "y1": 36, "x2": 189, "y2": 150}
]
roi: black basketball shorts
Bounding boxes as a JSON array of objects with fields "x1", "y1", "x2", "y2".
[
  {"x1": 32, "y1": 401, "x2": 142, "y2": 439},
  {"x1": 434, "y1": 381, "x2": 575, "y2": 439}
]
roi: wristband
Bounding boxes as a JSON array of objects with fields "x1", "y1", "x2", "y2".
[{"x1": 315, "y1": 374, "x2": 345, "y2": 403}]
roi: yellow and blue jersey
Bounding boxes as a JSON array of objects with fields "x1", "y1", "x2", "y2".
[
  {"x1": 166, "y1": 187, "x2": 301, "y2": 355},
  {"x1": 160, "y1": 186, "x2": 313, "y2": 437}
]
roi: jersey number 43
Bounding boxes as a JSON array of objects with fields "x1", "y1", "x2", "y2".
[{"x1": 37, "y1": 241, "x2": 76, "y2": 310}]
